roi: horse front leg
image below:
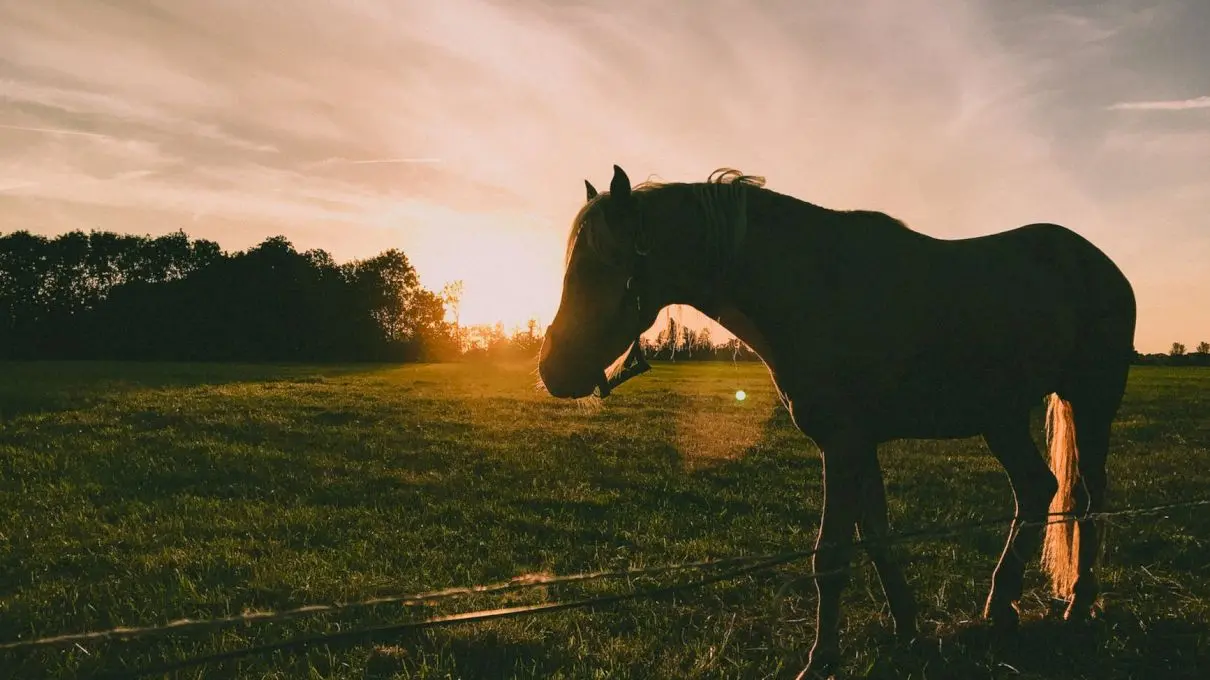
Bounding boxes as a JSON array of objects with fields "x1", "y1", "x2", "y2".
[
  {"x1": 797, "y1": 433, "x2": 867, "y2": 678},
  {"x1": 855, "y1": 453, "x2": 917, "y2": 641}
]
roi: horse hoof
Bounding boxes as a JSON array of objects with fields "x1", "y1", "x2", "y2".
[
  {"x1": 891, "y1": 609, "x2": 919, "y2": 643},
  {"x1": 1064, "y1": 603, "x2": 1101, "y2": 624},
  {"x1": 793, "y1": 662, "x2": 834, "y2": 680},
  {"x1": 794, "y1": 649, "x2": 837, "y2": 680},
  {"x1": 983, "y1": 600, "x2": 1020, "y2": 631}
]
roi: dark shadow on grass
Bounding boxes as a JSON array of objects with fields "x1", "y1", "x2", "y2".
[
  {"x1": 0, "y1": 360, "x2": 385, "y2": 421},
  {"x1": 848, "y1": 612, "x2": 1210, "y2": 680}
]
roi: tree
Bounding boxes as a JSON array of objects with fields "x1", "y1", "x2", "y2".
[
  {"x1": 1196, "y1": 341, "x2": 1210, "y2": 355},
  {"x1": 1171, "y1": 342, "x2": 1186, "y2": 356},
  {"x1": 441, "y1": 280, "x2": 466, "y2": 352},
  {"x1": 345, "y1": 249, "x2": 431, "y2": 345},
  {"x1": 509, "y1": 318, "x2": 543, "y2": 357},
  {"x1": 681, "y1": 326, "x2": 697, "y2": 357},
  {"x1": 0, "y1": 231, "x2": 52, "y2": 357},
  {"x1": 655, "y1": 314, "x2": 681, "y2": 359},
  {"x1": 463, "y1": 323, "x2": 508, "y2": 356}
]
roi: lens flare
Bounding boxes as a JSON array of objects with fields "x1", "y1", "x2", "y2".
[{"x1": 735, "y1": 390, "x2": 747, "y2": 401}]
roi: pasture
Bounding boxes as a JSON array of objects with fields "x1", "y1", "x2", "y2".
[{"x1": 1, "y1": 361, "x2": 1207, "y2": 679}]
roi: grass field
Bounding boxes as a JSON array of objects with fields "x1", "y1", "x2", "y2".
[{"x1": 1, "y1": 360, "x2": 1208, "y2": 679}]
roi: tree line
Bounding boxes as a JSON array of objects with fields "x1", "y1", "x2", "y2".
[
  {"x1": 640, "y1": 315, "x2": 760, "y2": 362},
  {"x1": 1134, "y1": 342, "x2": 1210, "y2": 367},
  {"x1": 451, "y1": 311, "x2": 761, "y2": 363},
  {"x1": 0, "y1": 230, "x2": 456, "y2": 362}
]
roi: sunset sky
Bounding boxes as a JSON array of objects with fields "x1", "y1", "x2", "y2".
[{"x1": 1, "y1": 0, "x2": 1207, "y2": 352}]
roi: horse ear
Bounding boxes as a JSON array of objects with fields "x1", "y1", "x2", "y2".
[
  {"x1": 584, "y1": 180, "x2": 598, "y2": 201},
  {"x1": 610, "y1": 165, "x2": 631, "y2": 201}
]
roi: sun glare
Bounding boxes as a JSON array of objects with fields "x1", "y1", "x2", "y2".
[{"x1": 408, "y1": 218, "x2": 562, "y2": 330}]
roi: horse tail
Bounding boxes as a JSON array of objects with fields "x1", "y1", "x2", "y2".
[{"x1": 1041, "y1": 392, "x2": 1080, "y2": 600}]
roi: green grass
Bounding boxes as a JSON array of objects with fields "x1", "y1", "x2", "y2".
[{"x1": 1, "y1": 361, "x2": 1208, "y2": 679}]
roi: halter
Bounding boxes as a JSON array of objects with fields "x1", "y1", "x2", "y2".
[
  {"x1": 594, "y1": 209, "x2": 652, "y2": 398},
  {"x1": 593, "y1": 182, "x2": 749, "y2": 398}
]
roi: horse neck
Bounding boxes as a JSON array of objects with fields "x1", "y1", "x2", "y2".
[
  {"x1": 643, "y1": 182, "x2": 753, "y2": 311},
  {"x1": 698, "y1": 190, "x2": 838, "y2": 369}
]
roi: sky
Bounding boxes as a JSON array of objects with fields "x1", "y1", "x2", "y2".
[{"x1": 1, "y1": 0, "x2": 1207, "y2": 352}]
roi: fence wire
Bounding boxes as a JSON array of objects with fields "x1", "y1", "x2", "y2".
[{"x1": 3, "y1": 497, "x2": 1208, "y2": 679}]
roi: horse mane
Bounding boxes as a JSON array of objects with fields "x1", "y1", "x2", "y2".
[
  {"x1": 564, "y1": 168, "x2": 767, "y2": 268},
  {"x1": 702, "y1": 168, "x2": 767, "y2": 189}
]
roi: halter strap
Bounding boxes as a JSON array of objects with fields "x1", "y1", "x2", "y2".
[{"x1": 596, "y1": 208, "x2": 652, "y2": 398}]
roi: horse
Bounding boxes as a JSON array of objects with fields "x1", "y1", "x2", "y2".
[{"x1": 537, "y1": 164, "x2": 1137, "y2": 676}]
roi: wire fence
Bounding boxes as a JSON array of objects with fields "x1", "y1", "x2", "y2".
[{"x1": 3, "y1": 496, "x2": 1208, "y2": 678}]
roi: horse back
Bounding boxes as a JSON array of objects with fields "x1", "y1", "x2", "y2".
[{"x1": 766, "y1": 220, "x2": 1134, "y2": 439}]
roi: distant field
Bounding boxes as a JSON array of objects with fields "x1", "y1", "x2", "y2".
[{"x1": 1, "y1": 361, "x2": 1207, "y2": 679}]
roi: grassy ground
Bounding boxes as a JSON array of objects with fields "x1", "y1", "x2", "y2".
[{"x1": 1, "y1": 360, "x2": 1207, "y2": 679}]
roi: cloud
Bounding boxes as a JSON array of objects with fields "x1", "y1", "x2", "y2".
[
  {"x1": 0, "y1": 122, "x2": 112, "y2": 139},
  {"x1": 1108, "y1": 95, "x2": 1210, "y2": 110},
  {"x1": 343, "y1": 159, "x2": 443, "y2": 165},
  {"x1": 306, "y1": 157, "x2": 444, "y2": 168},
  {"x1": 0, "y1": 79, "x2": 278, "y2": 153},
  {"x1": 0, "y1": 180, "x2": 39, "y2": 193},
  {"x1": 6, "y1": 0, "x2": 1065, "y2": 225},
  {"x1": 1101, "y1": 128, "x2": 1210, "y2": 156}
]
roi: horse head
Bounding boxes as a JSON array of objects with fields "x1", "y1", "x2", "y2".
[{"x1": 538, "y1": 165, "x2": 659, "y2": 398}]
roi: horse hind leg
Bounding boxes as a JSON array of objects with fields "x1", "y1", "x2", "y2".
[
  {"x1": 1049, "y1": 391, "x2": 1118, "y2": 621},
  {"x1": 1041, "y1": 384, "x2": 1120, "y2": 622},
  {"x1": 983, "y1": 414, "x2": 1058, "y2": 628},
  {"x1": 1068, "y1": 411, "x2": 1111, "y2": 620}
]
